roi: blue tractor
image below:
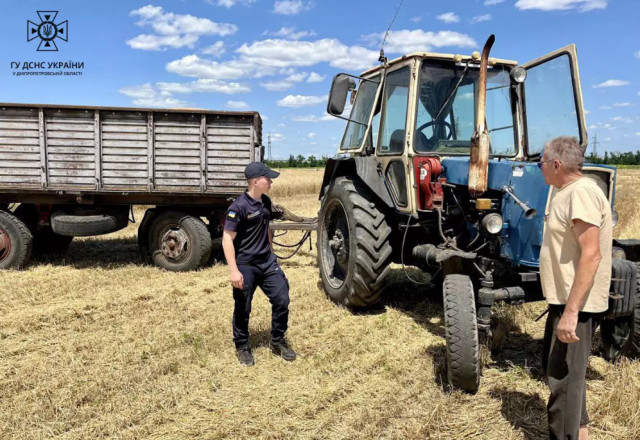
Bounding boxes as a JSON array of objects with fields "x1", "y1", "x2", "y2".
[{"x1": 316, "y1": 36, "x2": 640, "y2": 393}]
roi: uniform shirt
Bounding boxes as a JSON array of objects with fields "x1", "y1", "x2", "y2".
[
  {"x1": 224, "y1": 191, "x2": 273, "y2": 265},
  {"x1": 539, "y1": 177, "x2": 612, "y2": 313}
]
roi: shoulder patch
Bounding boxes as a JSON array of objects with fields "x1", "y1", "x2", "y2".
[{"x1": 227, "y1": 211, "x2": 237, "y2": 219}]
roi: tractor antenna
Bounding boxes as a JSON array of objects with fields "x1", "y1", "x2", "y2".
[{"x1": 379, "y1": 0, "x2": 404, "y2": 64}]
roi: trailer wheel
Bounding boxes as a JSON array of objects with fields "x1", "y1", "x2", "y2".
[
  {"x1": 14, "y1": 204, "x2": 73, "y2": 254},
  {"x1": 0, "y1": 210, "x2": 33, "y2": 269},
  {"x1": 600, "y1": 262, "x2": 640, "y2": 360},
  {"x1": 137, "y1": 209, "x2": 158, "y2": 263},
  {"x1": 148, "y1": 211, "x2": 211, "y2": 271},
  {"x1": 318, "y1": 177, "x2": 392, "y2": 307},
  {"x1": 443, "y1": 274, "x2": 480, "y2": 393}
]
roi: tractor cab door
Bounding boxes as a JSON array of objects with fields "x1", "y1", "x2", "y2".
[
  {"x1": 374, "y1": 62, "x2": 414, "y2": 213},
  {"x1": 521, "y1": 44, "x2": 588, "y2": 157}
]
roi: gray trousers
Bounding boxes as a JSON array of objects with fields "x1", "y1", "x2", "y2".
[{"x1": 542, "y1": 304, "x2": 601, "y2": 440}]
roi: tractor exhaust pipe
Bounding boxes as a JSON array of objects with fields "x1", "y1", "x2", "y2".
[{"x1": 468, "y1": 34, "x2": 495, "y2": 198}]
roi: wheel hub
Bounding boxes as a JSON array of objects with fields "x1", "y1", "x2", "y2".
[
  {"x1": 0, "y1": 227, "x2": 11, "y2": 263},
  {"x1": 160, "y1": 228, "x2": 189, "y2": 260},
  {"x1": 329, "y1": 229, "x2": 348, "y2": 264}
]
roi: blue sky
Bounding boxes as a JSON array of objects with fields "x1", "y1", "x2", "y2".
[{"x1": 2, "y1": 0, "x2": 639, "y2": 158}]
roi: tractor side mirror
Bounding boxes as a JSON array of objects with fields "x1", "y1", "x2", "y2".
[{"x1": 327, "y1": 74, "x2": 356, "y2": 116}]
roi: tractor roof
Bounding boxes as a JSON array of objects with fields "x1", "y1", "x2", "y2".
[{"x1": 360, "y1": 52, "x2": 518, "y2": 76}]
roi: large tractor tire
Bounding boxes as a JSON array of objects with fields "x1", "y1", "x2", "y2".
[
  {"x1": 0, "y1": 210, "x2": 33, "y2": 269},
  {"x1": 443, "y1": 274, "x2": 480, "y2": 393},
  {"x1": 318, "y1": 177, "x2": 392, "y2": 307},
  {"x1": 14, "y1": 204, "x2": 73, "y2": 254},
  {"x1": 147, "y1": 211, "x2": 211, "y2": 272},
  {"x1": 599, "y1": 262, "x2": 640, "y2": 360}
]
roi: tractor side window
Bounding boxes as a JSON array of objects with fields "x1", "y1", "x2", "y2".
[
  {"x1": 524, "y1": 54, "x2": 581, "y2": 156},
  {"x1": 377, "y1": 67, "x2": 410, "y2": 155},
  {"x1": 339, "y1": 75, "x2": 380, "y2": 150}
]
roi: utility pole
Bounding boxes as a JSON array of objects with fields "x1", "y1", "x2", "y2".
[
  {"x1": 268, "y1": 132, "x2": 272, "y2": 161},
  {"x1": 591, "y1": 133, "x2": 600, "y2": 158}
]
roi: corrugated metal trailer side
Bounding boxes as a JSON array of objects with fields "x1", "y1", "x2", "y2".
[{"x1": 0, "y1": 103, "x2": 262, "y2": 199}]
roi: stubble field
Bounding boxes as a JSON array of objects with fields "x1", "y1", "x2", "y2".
[{"x1": 1, "y1": 168, "x2": 639, "y2": 439}]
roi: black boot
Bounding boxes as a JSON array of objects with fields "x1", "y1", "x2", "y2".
[
  {"x1": 270, "y1": 339, "x2": 297, "y2": 361},
  {"x1": 236, "y1": 346, "x2": 255, "y2": 366}
]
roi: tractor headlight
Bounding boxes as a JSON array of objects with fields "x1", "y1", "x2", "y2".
[
  {"x1": 482, "y1": 213, "x2": 504, "y2": 235},
  {"x1": 612, "y1": 210, "x2": 619, "y2": 227},
  {"x1": 612, "y1": 246, "x2": 626, "y2": 260},
  {"x1": 510, "y1": 66, "x2": 527, "y2": 84}
]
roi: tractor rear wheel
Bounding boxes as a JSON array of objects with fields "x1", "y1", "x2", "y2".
[
  {"x1": 443, "y1": 274, "x2": 480, "y2": 393},
  {"x1": 318, "y1": 177, "x2": 392, "y2": 307}
]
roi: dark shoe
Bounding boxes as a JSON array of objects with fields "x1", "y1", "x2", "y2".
[
  {"x1": 236, "y1": 346, "x2": 255, "y2": 366},
  {"x1": 270, "y1": 339, "x2": 297, "y2": 361}
]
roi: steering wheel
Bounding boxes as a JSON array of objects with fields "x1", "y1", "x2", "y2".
[{"x1": 416, "y1": 120, "x2": 453, "y2": 151}]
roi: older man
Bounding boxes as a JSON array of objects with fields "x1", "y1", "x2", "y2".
[{"x1": 539, "y1": 136, "x2": 612, "y2": 440}]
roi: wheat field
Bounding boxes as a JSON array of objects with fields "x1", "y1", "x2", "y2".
[{"x1": 1, "y1": 168, "x2": 639, "y2": 439}]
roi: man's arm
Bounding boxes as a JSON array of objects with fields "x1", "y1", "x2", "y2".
[
  {"x1": 222, "y1": 230, "x2": 243, "y2": 289},
  {"x1": 556, "y1": 219, "x2": 602, "y2": 343}
]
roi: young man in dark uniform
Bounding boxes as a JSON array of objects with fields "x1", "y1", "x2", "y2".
[{"x1": 222, "y1": 162, "x2": 296, "y2": 366}]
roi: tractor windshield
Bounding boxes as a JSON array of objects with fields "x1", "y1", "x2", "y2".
[{"x1": 415, "y1": 59, "x2": 516, "y2": 156}]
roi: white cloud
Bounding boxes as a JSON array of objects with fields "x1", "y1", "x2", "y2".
[
  {"x1": 157, "y1": 79, "x2": 251, "y2": 94},
  {"x1": 270, "y1": 132, "x2": 284, "y2": 141},
  {"x1": 636, "y1": 132, "x2": 640, "y2": 136},
  {"x1": 226, "y1": 100, "x2": 249, "y2": 109},
  {"x1": 515, "y1": 0, "x2": 607, "y2": 12},
  {"x1": 410, "y1": 16, "x2": 422, "y2": 23},
  {"x1": 166, "y1": 55, "x2": 252, "y2": 80},
  {"x1": 119, "y1": 83, "x2": 188, "y2": 107},
  {"x1": 471, "y1": 14, "x2": 492, "y2": 23},
  {"x1": 592, "y1": 79, "x2": 631, "y2": 88},
  {"x1": 484, "y1": 0, "x2": 504, "y2": 4},
  {"x1": 307, "y1": 72, "x2": 325, "y2": 83},
  {"x1": 308, "y1": 132, "x2": 317, "y2": 138},
  {"x1": 364, "y1": 30, "x2": 476, "y2": 54},
  {"x1": 598, "y1": 105, "x2": 612, "y2": 110},
  {"x1": 261, "y1": 80, "x2": 294, "y2": 91},
  {"x1": 277, "y1": 94, "x2": 327, "y2": 107},
  {"x1": 128, "y1": 5, "x2": 237, "y2": 51},
  {"x1": 437, "y1": 12, "x2": 459, "y2": 23},
  {"x1": 291, "y1": 114, "x2": 334, "y2": 122},
  {"x1": 265, "y1": 27, "x2": 316, "y2": 40},
  {"x1": 613, "y1": 102, "x2": 634, "y2": 107},
  {"x1": 202, "y1": 41, "x2": 226, "y2": 57},
  {"x1": 237, "y1": 38, "x2": 379, "y2": 70},
  {"x1": 212, "y1": 0, "x2": 257, "y2": 7},
  {"x1": 273, "y1": 1, "x2": 313, "y2": 15},
  {"x1": 612, "y1": 116, "x2": 633, "y2": 123},
  {"x1": 634, "y1": 50, "x2": 640, "y2": 59},
  {"x1": 287, "y1": 72, "x2": 308, "y2": 82}
]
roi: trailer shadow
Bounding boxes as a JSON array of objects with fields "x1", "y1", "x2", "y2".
[{"x1": 29, "y1": 237, "x2": 145, "y2": 269}]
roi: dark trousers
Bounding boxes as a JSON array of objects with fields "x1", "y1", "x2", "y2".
[
  {"x1": 543, "y1": 304, "x2": 601, "y2": 440},
  {"x1": 232, "y1": 254, "x2": 290, "y2": 349}
]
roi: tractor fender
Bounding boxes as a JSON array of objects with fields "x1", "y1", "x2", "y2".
[{"x1": 319, "y1": 157, "x2": 394, "y2": 209}]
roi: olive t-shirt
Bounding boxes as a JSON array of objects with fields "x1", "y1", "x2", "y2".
[{"x1": 539, "y1": 177, "x2": 612, "y2": 313}]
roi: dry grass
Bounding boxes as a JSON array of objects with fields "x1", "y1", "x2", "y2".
[{"x1": 1, "y1": 169, "x2": 639, "y2": 439}]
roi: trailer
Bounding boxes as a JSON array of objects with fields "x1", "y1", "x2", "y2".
[{"x1": 0, "y1": 102, "x2": 263, "y2": 271}]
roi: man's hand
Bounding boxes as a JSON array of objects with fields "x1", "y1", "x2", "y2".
[
  {"x1": 230, "y1": 269, "x2": 244, "y2": 289},
  {"x1": 557, "y1": 310, "x2": 580, "y2": 343}
]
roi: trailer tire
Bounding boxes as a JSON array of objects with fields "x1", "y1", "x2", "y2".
[
  {"x1": 0, "y1": 210, "x2": 33, "y2": 269},
  {"x1": 137, "y1": 209, "x2": 158, "y2": 263},
  {"x1": 51, "y1": 208, "x2": 129, "y2": 237},
  {"x1": 14, "y1": 204, "x2": 73, "y2": 254},
  {"x1": 148, "y1": 211, "x2": 211, "y2": 272},
  {"x1": 443, "y1": 274, "x2": 480, "y2": 393},
  {"x1": 318, "y1": 176, "x2": 392, "y2": 307},
  {"x1": 600, "y1": 262, "x2": 640, "y2": 360}
]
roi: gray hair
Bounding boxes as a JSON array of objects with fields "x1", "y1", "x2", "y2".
[{"x1": 543, "y1": 136, "x2": 586, "y2": 172}]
